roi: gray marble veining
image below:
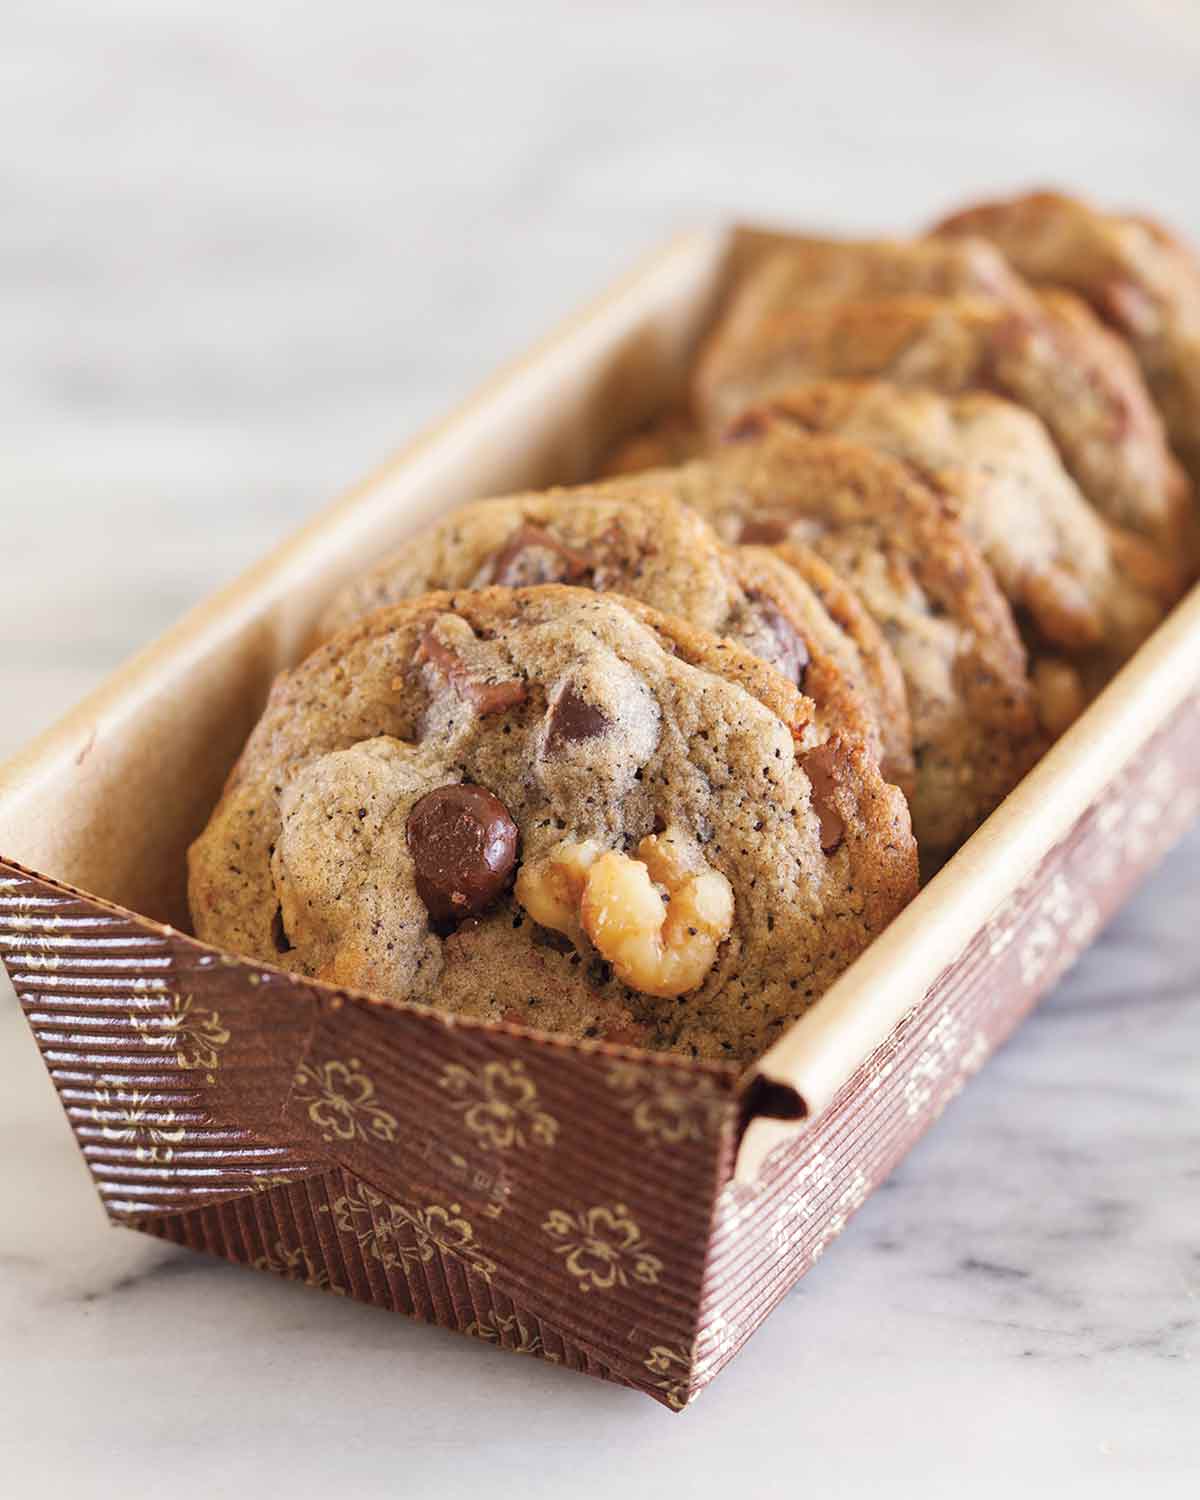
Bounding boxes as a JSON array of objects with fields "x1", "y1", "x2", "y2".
[{"x1": 1, "y1": 3, "x2": 1198, "y2": 1495}]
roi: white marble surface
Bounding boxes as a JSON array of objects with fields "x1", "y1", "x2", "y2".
[{"x1": 2, "y1": 2, "x2": 1199, "y2": 1494}]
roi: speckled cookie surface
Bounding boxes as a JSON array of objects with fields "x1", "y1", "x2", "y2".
[
  {"x1": 690, "y1": 290, "x2": 1192, "y2": 555},
  {"x1": 694, "y1": 236, "x2": 1029, "y2": 426},
  {"x1": 709, "y1": 540, "x2": 913, "y2": 797},
  {"x1": 694, "y1": 237, "x2": 1030, "y2": 430},
  {"x1": 933, "y1": 190, "x2": 1200, "y2": 480},
  {"x1": 598, "y1": 431, "x2": 1041, "y2": 856},
  {"x1": 733, "y1": 382, "x2": 1177, "y2": 666},
  {"x1": 317, "y1": 486, "x2": 891, "y2": 781},
  {"x1": 189, "y1": 586, "x2": 917, "y2": 1062}
]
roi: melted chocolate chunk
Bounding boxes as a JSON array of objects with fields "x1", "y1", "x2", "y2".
[
  {"x1": 415, "y1": 628, "x2": 528, "y2": 715},
  {"x1": 755, "y1": 599, "x2": 810, "y2": 689},
  {"x1": 545, "y1": 683, "x2": 611, "y2": 752},
  {"x1": 407, "y1": 784, "x2": 520, "y2": 923},
  {"x1": 484, "y1": 524, "x2": 593, "y2": 587},
  {"x1": 801, "y1": 744, "x2": 846, "y2": 855},
  {"x1": 738, "y1": 517, "x2": 790, "y2": 545}
]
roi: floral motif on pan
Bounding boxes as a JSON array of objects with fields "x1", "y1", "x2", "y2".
[
  {"x1": 464, "y1": 1311, "x2": 561, "y2": 1360},
  {"x1": 251, "y1": 1239, "x2": 347, "y2": 1294},
  {"x1": 91, "y1": 1076, "x2": 186, "y2": 1164},
  {"x1": 327, "y1": 1181, "x2": 496, "y2": 1281},
  {"x1": 542, "y1": 1202, "x2": 663, "y2": 1294},
  {"x1": 604, "y1": 1061, "x2": 728, "y2": 1148},
  {"x1": 293, "y1": 1058, "x2": 399, "y2": 1145},
  {"x1": 643, "y1": 1344, "x2": 692, "y2": 1410},
  {"x1": 439, "y1": 1058, "x2": 558, "y2": 1151},
  {"x1": 130, "y1": 992, "x2": 231, "y2": 1080}
]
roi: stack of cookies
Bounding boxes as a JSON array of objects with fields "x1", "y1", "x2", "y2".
[{"x1": 188, "y1": 189, "x2": 1199, "y2": 1064}]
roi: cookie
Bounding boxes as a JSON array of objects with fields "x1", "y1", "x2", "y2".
[
  {"x1": 599, "y1": 430, "x2": 1042, "y2": 857},
  {"x1": 731, "y1": 382, "x2": 1177, "y2": 666},
  {"x1": 318, "y1": 486, "x2": 902, "y2": 790},
  {"x1": 188, "y1": 586, "x2": 918, "y2": 1062},
  {"x1": 695, "y1": 236, "x2": 1028, "y2": 418},
  {"x1": 599, "y1": 408, "x2": 703, "y2": 476},
  {"x1": 694, "y1": 236, "x2": 1032, "y2": 430},
  {"x1": 690, "y1": 290, "x2": 1192, "y2": 555},
  {"x1": 933, "y1": 189, "x2": 1200, "y2": 480},
  {"x1": 729, "y1": 540, "x2": 914, "y2": 798}
]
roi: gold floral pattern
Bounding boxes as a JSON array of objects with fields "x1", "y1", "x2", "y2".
[
  {"x1": 605, "y1": 1061, "x2": 726, "y2": 1147},
  {"x1": 251, "y1": 1239, "x2": 346, "y2": 1294},
  {"x1": 465, "y1": 1311, "x2": 560, "y2": 1360},
  {"x1": 293, "y1": 1058, "x2": 398, "y2": 1145},
  {"x1": 249, "y1": 1171, "x2": 301, "y2": 1193},
  {"x1": 694, "y1": 1311, "x2": 740, "y2": 1379},
  {"x1": 130, "y1": 992, "x2": 231, "y2": 1079},
  {"x1": 902, "y1": 1008, "x2": 962, "y2": 1120},
  {"x1": 643, "y1": 1343, "x2": 691, "y2": 1410},
  {"x1": 327, "y1": 1181, "x2": 495, "y2": 1280},
  {"x1": 91, "y1": 1076, "x2": 186, "y2": 1164},
  {"x1": 809, "y1": 1166, "x2": 870, "y2": 1264},
  {"x1": 542, "y1": 1202, "x2": 662, "y2": 1294},
  {"x1": 439, "y1": 1058, "x2": 558, "y2": 1151}
]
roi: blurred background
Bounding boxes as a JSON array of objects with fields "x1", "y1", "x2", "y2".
[
  {"x1": 2, "y1": 4, "x2": 1198, "y2": 1494},
  {"x1": 3, "y1": 0, "x2": 1199, "y2": 755}
]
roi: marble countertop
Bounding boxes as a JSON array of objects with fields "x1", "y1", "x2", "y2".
[{"x1": 2, "y1": 2, "x2": 1197, "y2": 1494}]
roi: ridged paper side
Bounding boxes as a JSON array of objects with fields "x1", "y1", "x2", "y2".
[
  {"x1": 0, "y1": 864, "x2": 736, "y2": 1407},
  {"x1": 0, "y1": 880, "x2": 323, "y2": 1215},
  {"x1": 136, "y1": 1166, "x2": 647, "y2": 1398},
  {"x1": 690, "y1": 691, "x2": 1200, "y2": 1394},
  {"x1": 7, "y1": 693, "x2": 1198, "y2": 1406}
]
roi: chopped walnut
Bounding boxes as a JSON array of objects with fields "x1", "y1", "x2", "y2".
[{"x1": 516, "y1": 826, "x2": 734, "y2": 998}]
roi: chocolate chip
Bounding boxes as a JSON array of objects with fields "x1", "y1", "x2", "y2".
[
  {"x1": 545, "y1": 683, "x2": 610, "y2": 752},
  {"x1": 415, "y1": 627, "x2": 528, "y2": 715},
  {"x1": 739, "y1": 517, "x2": 790, "y2": 545},
  {"x1": 484, "y1": 524, "x2": 592, "y2": 587},
  {"x1": 407, "y1": 784, "x2": 520, "y2": 923},
  {"x1": 801, "y1": 744, "x2": 846, "y2": 854},
  {"x1": 461, "y1": 677, "x2": 528, "y2": 715},
  {"x1": 756, "y1": 599, "x2": 810, "y2": 689}
]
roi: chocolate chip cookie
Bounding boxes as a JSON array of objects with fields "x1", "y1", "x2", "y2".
[
  {"x1": 732, "y1": 382, "x2": 1177, "y2": 666},
  {"x1": 317, "y1": 487, "x2": 904, "y2": 790},
  {"x1": 598, "y1": 430, "x2": 1042, "y2": 857},
  {"x1": 690, "y1": 290, "x2": 1193, "y2": 555},
  {"x1": 188, "y1": 586, "x2": 918, "y2": 1061},
  {"x1": 694, "y1": 237, "x2": 1029, "y2": 423},
  {"x1": 694, "y1": 237, "x2": 1031, "y2": 426},
  {"x1": 933, "y1": 189, "x2": 1200, "y2": 481},
  {"x1": 728, "y1": 540, "x2": 914, "y2": 796}
]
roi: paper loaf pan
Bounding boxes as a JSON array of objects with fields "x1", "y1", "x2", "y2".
[{"x1": 2, "y1": 226, "x2": 1199, "y2": 1410}]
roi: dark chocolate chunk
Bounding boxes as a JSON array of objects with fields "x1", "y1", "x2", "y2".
[
  {"x1": 545, "y1": 683, "x2": 611, "y2": 752},
  {"x1": 756, "y1": 599, "x2": 811, "y2": 689},
  {"x1": 484, "y1": 523, "x2": 592, "y2": 587},
  {"x1": 407, "y1": 784, "x2": 520, "y2": 923},
  {"x1": 415, "y1": 628, "x2": 528, "y2": 715}
]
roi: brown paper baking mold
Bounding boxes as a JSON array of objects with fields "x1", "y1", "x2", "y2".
[
  {"x1": 5, "y1": 689, "x2": 1198, "y2": 1408},
  {"x1": 4, "y1": 222, "x2": 1200, "y2": 1407}
]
